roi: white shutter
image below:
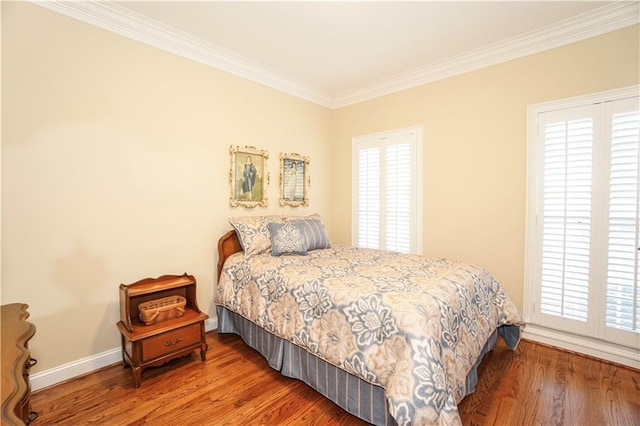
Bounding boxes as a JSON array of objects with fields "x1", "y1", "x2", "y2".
[
  {"x1": 385, "y1": 139, "x2": 412, "y2": 253},
  {"x1": 357, "y1": 146, "x2": 380, "y2": 249},
  {"x1": 605, "y1": 102, "x2": 640, "y2": 338},
  {"x1": 527, "y1": 89, "x2": 640, "y2": 355},
  {"x1": 538, "y1": 109, "x2": 594, "y2": 331},
  {"x1": 352, "y1": 126, "x2": 423, "y2": 254}
]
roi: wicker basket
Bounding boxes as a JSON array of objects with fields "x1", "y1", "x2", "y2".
[{"x1": 138, "y1": 295, "x2": 186, "y2": 325}]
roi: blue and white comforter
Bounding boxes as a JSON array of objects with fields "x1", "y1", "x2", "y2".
[{"x1": 215, "y1": 246, "x2": 524, "y2": 425}]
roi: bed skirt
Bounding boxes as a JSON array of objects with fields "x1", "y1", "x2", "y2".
[{"x1": 216, "y1": 306, "x2": 517, "y2": 425}]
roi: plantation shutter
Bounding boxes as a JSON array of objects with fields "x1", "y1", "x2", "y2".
[
  {"x1": 353, "y1": 126, "x2": 423, "y2": 254},
  {"x1": 538, "y1": 107, "x2": 595, "y2": 334},
  {"x1": 606, "y1": 105, "x2": 640, "y2": 335},
  {"x1": 538, "y1": 108, "x2": 595, "y2": 332},
  {"x1": 385, "y1": 138, "x2": 412, "y2": 253},
  {"x1": 529, "y1": 93, "x2": 640, "y2": 347},
  {"x1": 357, "y1": 146, "x2": 380, "y2": 249}
]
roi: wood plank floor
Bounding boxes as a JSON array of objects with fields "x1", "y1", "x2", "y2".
[{"x1": 31, "y1": 331, "x2": 640, "y2": 425}]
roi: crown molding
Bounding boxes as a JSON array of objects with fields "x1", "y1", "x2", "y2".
[
  {"x1": 332, "y1": 2, "x2": 640, "y2": 108},
  {"x1": 32, "y1": 1, "x2": 639, "y2": 110},
  {"x1": 32, "y1": 0, "x2": 335, "y2": 107}
]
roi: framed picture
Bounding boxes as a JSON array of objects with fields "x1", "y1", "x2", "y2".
[
  {"x1": 279, "y1": 152, "x2": 309, "y2": 207},
  {"x1": 229, "y1": 145, "x2": 269, "y2": 208}
]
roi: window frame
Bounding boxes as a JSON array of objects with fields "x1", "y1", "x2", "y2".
[
  {"x1": 351, "y1": 125, "x2": 424, "y2": 255},
  {"x1": 524, "y1": 85, "x2": 640, "y2": 368}
]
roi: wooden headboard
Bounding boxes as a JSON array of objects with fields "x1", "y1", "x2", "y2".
[{"x1": 217, "y1": 230, "x2": 243, "y2": 280}]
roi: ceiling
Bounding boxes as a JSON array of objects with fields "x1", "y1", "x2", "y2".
[{"x1": 37, "y1": 1, "x2": 639, "y2": 108}]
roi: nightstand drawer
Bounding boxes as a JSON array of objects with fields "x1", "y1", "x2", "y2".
[{"x1": 141, "y1": 323, "x2": 201, "y2": 361}]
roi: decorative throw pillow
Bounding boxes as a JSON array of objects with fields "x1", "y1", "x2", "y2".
[
  {"x1": 268, "y1": 222, "x2": 308, "y2": 256},
  {"x1": 288, "y1": 218, "x2": 331, "y2": 251},
  {"x1": 229, "y1": 215, "x2": 283, "y2": 256},
  {"x1": 284, "y1": 213, "x2": 322, "y2": 223}
]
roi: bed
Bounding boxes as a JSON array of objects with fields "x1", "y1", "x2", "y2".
[{"x1": 215, "y1": 216, "x2": 524, "y2": 425}]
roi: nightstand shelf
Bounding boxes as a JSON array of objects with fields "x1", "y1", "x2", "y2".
[{"x1": 117, "y1": 273, "x2": 208, "y2": 388}]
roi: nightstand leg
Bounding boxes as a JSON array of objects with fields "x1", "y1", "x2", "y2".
[
  {"x1": 132, "y1": 366, "x2": 142, "y2": 388},
  {"x1": 120, "y1": 335, "x2": 131, "y2": 368},
  {"x1": 200, "y1": 343, "x2": 208, "y2": 361}
]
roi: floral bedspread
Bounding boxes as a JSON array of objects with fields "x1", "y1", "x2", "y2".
[{"x1": 215, "y1": 246, "x2": 524, "y2": 425}]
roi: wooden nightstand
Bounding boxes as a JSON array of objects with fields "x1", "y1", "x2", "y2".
[{"x1": 117, "y1": 274, "x2": 208, "y2": 388}]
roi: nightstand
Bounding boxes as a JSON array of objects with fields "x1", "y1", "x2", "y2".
[{"x1": 116, "y1": 274, "x2": 208, "y2": 388}]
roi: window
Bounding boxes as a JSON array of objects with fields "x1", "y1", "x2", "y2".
[
  {"x1": 525, "y1": 86, "x2": 640, "y2": 362},
  {"x1": 606, "y1": 104, "x2": 640, "y2": 338},
  {"x1": 352, "y1": 125, "x2": 423, "y2": 254}
]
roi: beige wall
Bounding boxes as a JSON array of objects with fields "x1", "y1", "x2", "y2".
[
  {"x1": 331, "y1": 24, "x2": 640, "y2": 311},
  {"x1": 2, "y1": 3, "x2": 332, "y2": 373},
  {"x1": 2, "y1": 1, "x2": 638, "y2": 378}
]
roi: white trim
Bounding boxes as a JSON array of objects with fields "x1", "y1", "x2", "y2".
[
  {"x1": 31, "y1": 317, "x2": 218, "y2": 391},
  {"x1": 31, "y1": 347, "x2": 122, "y2": 392},
  {"x1": 524, "y1": 85, "x2": 640, "y2": 369},
  {"x1": 526, "y1": 85, "x2": 640, "y2": 115},
  {"x1": 31, "y1": 0, "x2": 334, "y2": 107},
  {"x1": 522, "y1": 324, "x2": 640, "y2": 370},
  {"x1": 32, "y1": 1, "x2": 639, "y2": 109},
  {"x1": 333, "y1": 2, "x2": 640, "y2": 108},
  {"x1": 205, "y1": 317, "x2": 218, "y2": 333},
  {"x1": 524, "y1": 85, "x2": 640, "y2": 326},
  {"x1": 352, "y1": 124, "x2": 424, "y2": 255}
]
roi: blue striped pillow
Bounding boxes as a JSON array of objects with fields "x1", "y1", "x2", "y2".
[{"x1": 289, "y1": 219, "x2": 331, "y2": 251}]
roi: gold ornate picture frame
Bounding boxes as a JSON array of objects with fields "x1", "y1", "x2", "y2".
[
  {"x1": 229, "y1": 145, "x2": 269, "y2": 208},
  {"x1": 279, "y1": 152, "x2": 309, "y2": 207}
]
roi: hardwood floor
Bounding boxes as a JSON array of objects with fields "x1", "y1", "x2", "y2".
[{"x1": 31, "y1": 331, "x2": 640, "y2": 425}]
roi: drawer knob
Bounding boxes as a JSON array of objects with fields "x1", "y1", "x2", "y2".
[
  {"x1": 27, "y1": 411, "x2": 39, "y2": 424},
  {"x1": 164, "y1": 337, "x2": 182, "y2": 347},
  {"x1": 24, "y1": 357, "x2": 38, "y2": 376}
]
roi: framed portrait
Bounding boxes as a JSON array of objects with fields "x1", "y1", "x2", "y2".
[
  {"x1": 279, "y1": 152, "x2": 309, "y2": 207},
  {"x1": 229, "y1": 145, "x2": 269, "y2": 208}
]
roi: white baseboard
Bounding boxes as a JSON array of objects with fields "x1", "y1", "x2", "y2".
[
  {"x1": 30, "y1": 348, "x2": 122, "y2": 392},
  {"x1": 31, "y1": 317, "x2": 218, "y2": 392},
  {"x1": 522, "y1": 324, "x2": 640, "y2": 370},
  {"x1": 30, "y1": 318, "x2": 637, "y2": 392},
  {"x1": 205, "y1": 317, "x2": 218, "y2": 332}
]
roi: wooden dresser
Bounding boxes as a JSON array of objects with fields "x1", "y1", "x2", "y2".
[{"x1": 1, "y1": 303, "x2": 37, "y2": 425}]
